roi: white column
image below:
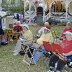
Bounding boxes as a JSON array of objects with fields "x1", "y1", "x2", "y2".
[
  {"x1": 23, "y1": 0, "x2": 25, "y2": 17},
  {"x1": 65, "y1": 0, "x2": 70, "y2": 19},
  {"x1": 29, "y1": 2, "x2": 31, "y2": 24},
  {"x1": 49, "y1": 4, "x2": 51, "y2": 18},
  {"x1": 22, "y1": 0, "x2": 25, "y2": 19},
  {"x1": 43, "y1": 9, "x2": 45, "y2": 22}
]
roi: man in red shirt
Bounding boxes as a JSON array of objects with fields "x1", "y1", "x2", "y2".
[
  {"x1": 61, "y1": 22, "x2": 72, "y2": 39},
  {"x1": 62, "y1": 30, "x2": 72, "y2": 55},
  {"x1": 47, "y1": 30, "x2": 72, "y2": 72}
]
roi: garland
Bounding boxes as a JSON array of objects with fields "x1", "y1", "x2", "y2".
[{"x1": 51, "y1": 12, "x2": 65, "y2": 16}]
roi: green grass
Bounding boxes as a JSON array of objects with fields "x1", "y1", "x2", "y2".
[
  {"x1": 0, "y1": 25, "x2": 72, "y2": 72},
  {"x1": 0, "y1": 43, "x2": 48, "y2": 72}
]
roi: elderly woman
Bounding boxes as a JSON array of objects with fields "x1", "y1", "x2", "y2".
[
  {"x1": 31, "y1": 27, "x2": 53, "y2": 64},
  {"x1": 47, "y1": 30, "x2": 72, "y2": 72},
  {"x1": 13, "y1": 24, "x2": 33, "y2": 56}
]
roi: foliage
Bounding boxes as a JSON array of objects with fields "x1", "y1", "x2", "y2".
[
  {"x1": 2, "y1": 0, "x2": 24, "y2": 14},
  {"x1": 9, "y1": 6, "x2": 24, "y2": 14},
  {"x1": 25, "y1": 4, "x2": 35, "y2": 12},
  {"x1": 25, "y1": 4, "x2": 29, "y2": 12}
]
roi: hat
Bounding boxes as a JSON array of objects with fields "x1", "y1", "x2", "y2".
[
  {"x1": 64, "y1": 30, "x2": 72, "y2": 35},
  {"x1": 22, "y1": 24, "x2": 29, "y2": 29},
  {"x1": 44, "y1": 22, "x2": 49, "y2": 25}
]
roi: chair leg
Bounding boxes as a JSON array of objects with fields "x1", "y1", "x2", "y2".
[{"x1": 23, "y1": 45, "x2": 32, "y2": 66}]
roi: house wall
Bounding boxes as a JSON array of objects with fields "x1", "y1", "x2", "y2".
[{"x1": 5, "y1": 16, "x2": 14, "y2": 29}]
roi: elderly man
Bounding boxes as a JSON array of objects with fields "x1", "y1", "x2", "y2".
[
  {"x1": 61, "y1": 22, "x2": 72, "y2": 40},
  {"x1": 13, "y1": 24, "x2": 33, "y2": 56},
  {"x1": 47, "y1": 30, "x2": 72, "y2": 72}
]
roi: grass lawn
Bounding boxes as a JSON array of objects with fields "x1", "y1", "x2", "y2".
[{"x1": 0, "y1": 25, "x2": 72, "y2": 72}]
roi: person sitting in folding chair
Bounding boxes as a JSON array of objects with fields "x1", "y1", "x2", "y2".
[
  {"x1": 60, "y1": 22, "x2": 72, "y2": 40},
  {"x1": 13, "y1": 24, "x2": 33, "y2": 56},
  {"x1": 36, "y1": 22, "x2": 51, "y2": 37},
  {"x1": 31, "y1": 27, "x2": 54, "y2": 65},
  {"x1": 47, "y1": 30, "x2": 72, "y2": 72}
]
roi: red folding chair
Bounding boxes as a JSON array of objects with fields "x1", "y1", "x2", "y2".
[
  {"x1": 51, "y1": 43, "x2": 63, "y2": 54},
  {"x1": 43, "y1": 41, "x2": 52, "y2": 52},
  {"x1": 43, "y1": 41, "x2": 63, "y2": 54}
]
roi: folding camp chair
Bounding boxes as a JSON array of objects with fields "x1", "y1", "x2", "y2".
[
  {"x1": 21, "y1": 43, "x2": 35, "y2": 66},
  {"x1": 43, "y1": 41, "x2": 53, "y2": 57},
  {"x1": 43, "y1": 41, "x2": 52, "y2": 52},
  {"x1": 67, "y1": 56, "x2": 72, "y2": 68},
  {"x1": 44, "y1": 42, "x2": 72, "y2": 68}
]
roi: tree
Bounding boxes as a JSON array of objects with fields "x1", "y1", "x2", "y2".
[{"x1": 2, "y1": 0, "x2": 24, "y2": 14}]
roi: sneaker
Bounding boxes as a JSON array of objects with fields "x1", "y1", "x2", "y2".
[
  {"x1": 30, "y1": 63, "x2": 35, "y2": 65},
  {"x1": 56, "y1": 70, "x2": 60, "y2": 72},
  {"x1": 13, "y1": 52, "x2": 18, "y2": 56},
  {"x1": 47, "y1": 70, "x2": 54, "y2": 72},
  {"x1": 12, "y1": 50, "x2": 17, "y2": 52}
]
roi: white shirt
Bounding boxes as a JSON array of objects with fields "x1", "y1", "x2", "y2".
[{"x1": 38, "y1": 27, "x2": 47, "y2": 36}]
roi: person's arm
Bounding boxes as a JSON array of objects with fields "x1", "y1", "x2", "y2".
[
  {"x1": 63, "y1": 51, "x2": 72, "y2": 56},
  {"x1": 37, "y1": 28, "x2": 43, "y2": 37}
]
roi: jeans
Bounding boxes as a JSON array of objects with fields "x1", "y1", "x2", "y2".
[
  {"x1": 67, "y1": 55, "x2": 72, "y2": 62},
  {"x1": 31, "y1": 45, "x2": 46, "y2": 64},
  {"x1": 49, "y1": 54, "x2": 66, "y2": 71}
]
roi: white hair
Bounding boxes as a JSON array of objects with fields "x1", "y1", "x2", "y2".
[
  {"x1": 64, "y1": 31, "x2": 72, "y2": 35},
  {"x1": 44, "y1": 22, "x2": 49, "y2": 25},
  {"x1": 67, "y1": 22, "x2": 71, "y2": 25}
]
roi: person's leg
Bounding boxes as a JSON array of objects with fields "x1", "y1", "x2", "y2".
[
  {"x1": 48, "y1": 54, "x2": 59, "y2": 71},
  {"x1": 0, "y1": 35, "x2": 1, "y2": 45},
  {"x1": 13, "y1": 39, "x2": 22, "y2": 55},
  {"x1": 31, "y1": 45, "x2": 46, "y2": 64},
  {"x1": 31, "y1": 50, "x2": 43, "y2": 64},
  {"x1": 56, "y1": 59, "x2": 66, "y2": 72},
  {"x1": 49, "y1": 55, "x2": 59, "y2": 67}
]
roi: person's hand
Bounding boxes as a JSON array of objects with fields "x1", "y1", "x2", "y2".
[
  {"x1": 58, "y1": 54, "x2": 67, "y2": 61},
  {"x1": 33, "y1": 43, "x2": 40, "y2": 50},
  {"x1": 63, "y1": 53, "x2": 66, "y2": 56}
]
